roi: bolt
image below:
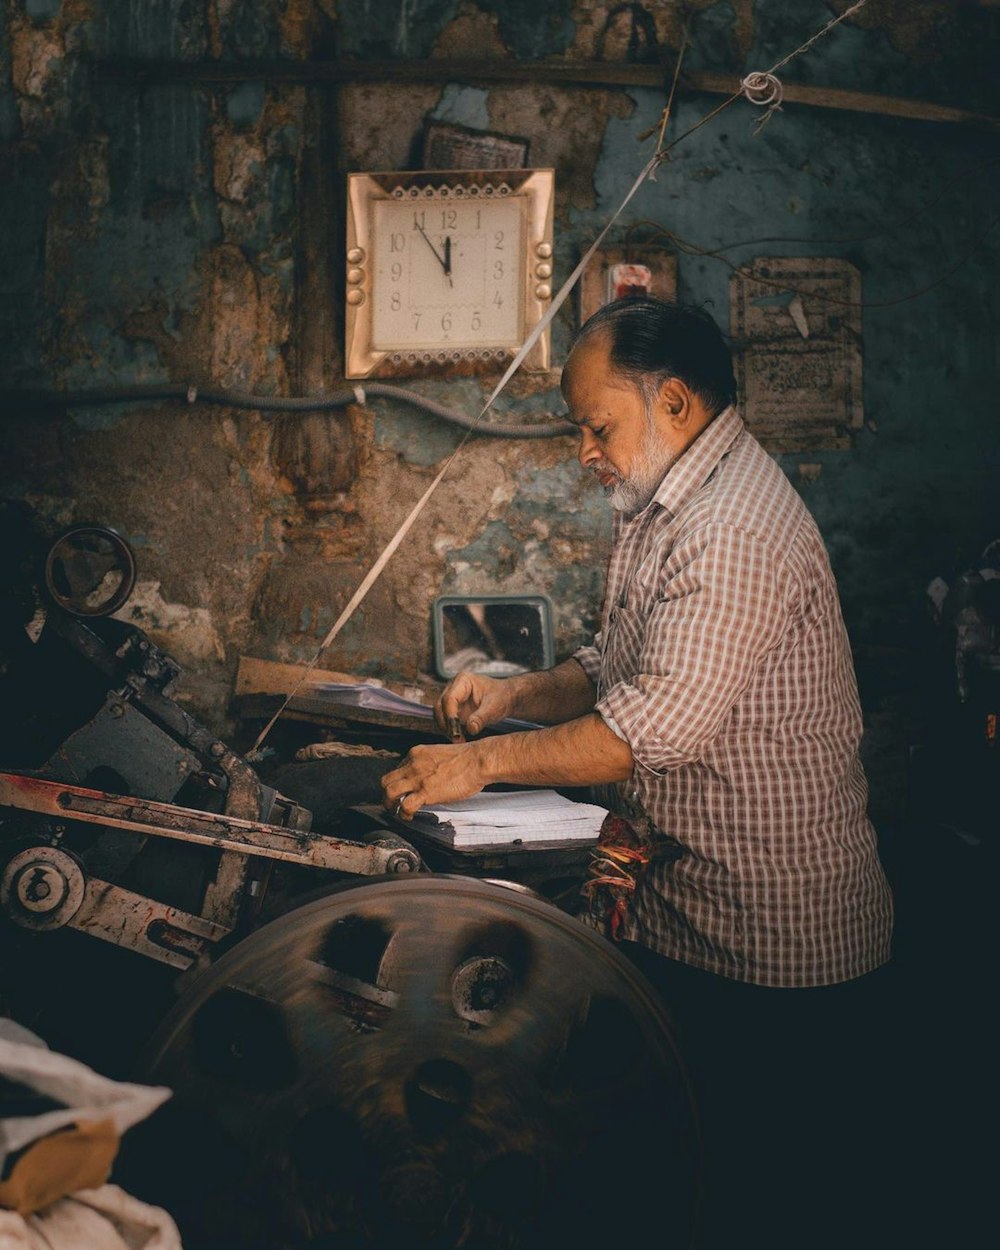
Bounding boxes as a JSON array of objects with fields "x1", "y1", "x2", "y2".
[
  {"x1": 209, "y1": 741, "x2": 226, "y2": 759},
  {"x1": 108, "y1": 701, "x2": 125, "y2": 718},
  {"x1": 24, "y1": 870, "x2": 52, "y2": 902},
  {"x1": 385, "y1": 851, "x2": 418, "y2": 874},
  {"x1": 17, "y1": 865, "x2": 63, "y2": 913}
]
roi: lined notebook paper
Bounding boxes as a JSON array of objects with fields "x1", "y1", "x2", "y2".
[{"x1": 410, "y1": 790, "x2": 609, "y2": 848}]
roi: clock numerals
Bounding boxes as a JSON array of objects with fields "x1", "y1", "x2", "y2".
[{"x1": 369, "y1": 190, "x2": 529, "y2": 352}]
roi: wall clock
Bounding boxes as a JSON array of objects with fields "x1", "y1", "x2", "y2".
[{"x1": 344, "y1": 169, "x2": 555, "y2": 379}]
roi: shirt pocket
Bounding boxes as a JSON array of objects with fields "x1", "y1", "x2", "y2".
[{"x1": 600, "y1": 603, "x2": 648, "y2": 691}]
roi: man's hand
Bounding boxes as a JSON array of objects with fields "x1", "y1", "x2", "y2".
[
  {"x1": 381, "y1": 742, "x2": 486, "y2": 821},
  {"x1": 434, "y1": 672, "x2": 512, "y2": 738}
]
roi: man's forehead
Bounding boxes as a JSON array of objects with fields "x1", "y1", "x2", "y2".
[
  {"x1": 563, "y1": 331, "x2": 612, "y2": 377},
  {"x1": 562, "y1": 337, "x2": 636, "y2": 407}
]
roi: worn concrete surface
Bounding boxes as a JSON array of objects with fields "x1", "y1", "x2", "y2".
[{"x1": 1, "y1": 1, "x2": 998, "y2": 830}]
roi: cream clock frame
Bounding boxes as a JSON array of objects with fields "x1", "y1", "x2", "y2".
[{"x1": 344, "y1": 169, "x2": 555, "y2": 379}]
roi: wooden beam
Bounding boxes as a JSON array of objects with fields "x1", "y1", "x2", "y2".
[
  {"x1": 688, "y1": 70, "x2": 999, "y2": 131},
  {"x1": 99, "y1": 57, "x2": 1000, "y2": 132},
  {"x1": 235, "y1": 654, "x2": 363, "y2": 697},
  {"x1": 234, "y1": 655, "x2": 441, "y2": 703}
]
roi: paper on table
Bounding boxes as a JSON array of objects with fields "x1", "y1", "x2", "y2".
[
  {"x1": 412, "y1": 789, "x2": 608, "y2": 847},
  {"x1": 312, "y1": 683, "x2": 541, "y2": 732}
]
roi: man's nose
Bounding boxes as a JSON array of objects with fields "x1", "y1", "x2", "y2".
[{"x1": 577, "y1": 426, "x2": 600, "y2": 467}]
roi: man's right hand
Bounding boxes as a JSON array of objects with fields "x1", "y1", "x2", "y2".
[{"x1": 434, "y1": 673, "x2": 513, "y2": 738}]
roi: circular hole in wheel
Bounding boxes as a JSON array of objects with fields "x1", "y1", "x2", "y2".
[
  {"x1": 405, "y1": 1057, "x2": 473, "y2": 1135},
  {"x1": 191, "y1": 987, "x2": 298, "y2": 1091}
]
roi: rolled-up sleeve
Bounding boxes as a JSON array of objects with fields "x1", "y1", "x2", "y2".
[
  {"x1": 572, "y1": 636, "x2": 603, "y2": 686},
  {"x1": 596, "y1": 522, "x2": 788, "y2": 774}
]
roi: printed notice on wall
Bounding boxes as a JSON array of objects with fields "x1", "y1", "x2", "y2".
[{"x1": 730, "y1": 258, "x2": 863, "y2": 451}]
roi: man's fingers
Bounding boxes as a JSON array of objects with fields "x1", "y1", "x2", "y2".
[
  {"x1": 382, "y1": 775, "x2": 419, "y2": 820},
  {"x1": 439, "y1": 674, "x2": 473, "y2": 720},
  {"x1": 381, "y1": 741, "x2": 484, "y2": 819}
]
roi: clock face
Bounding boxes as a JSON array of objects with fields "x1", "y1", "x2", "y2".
[
  {"x1": 371, "y1": 196, "x2": 526, "y2": 351},
  {"x1": 345, "y1": 170, "x2": 554, "y2": 379}
]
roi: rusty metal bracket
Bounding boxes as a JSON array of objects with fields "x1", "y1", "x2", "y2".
[
  {"x1": 0, "y1": 773, "x2": 421, "y2": 876},
  {"x1": 69, "y1": 877, "x2": 230, "y2": 970}
]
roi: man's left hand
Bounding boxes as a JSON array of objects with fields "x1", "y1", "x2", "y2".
[{"x1": 381, "y1": 742, "x2": 486, "y2": 821}]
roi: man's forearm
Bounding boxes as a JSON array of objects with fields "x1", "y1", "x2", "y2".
[
  {"x1": 501, "y1": 658, "x2": 597, "y2": 725},
  {"x1": 382, "y1": 709, "x2": 632, "y2": 817},
  {"x1": 473, "y1": 712, "x2": 632, "y2": 788},
  {"x1": 389, "y1": 667, "x2": 622, "y2": 817}
]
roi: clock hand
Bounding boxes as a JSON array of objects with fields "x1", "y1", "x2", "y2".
[{"x1": 415, "y1": 222, "x2": 453, "y2": 287}]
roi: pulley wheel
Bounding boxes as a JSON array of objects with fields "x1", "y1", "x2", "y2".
[
  {"x1": 129, "y1": 876, "x2": 701, "y2": 1250},
  {"x1": 44, "y1": 523, "x2": 136, "y2": 617},
  {"x1": 1, "y1": 845, "x2": 86, "y2": 931}
]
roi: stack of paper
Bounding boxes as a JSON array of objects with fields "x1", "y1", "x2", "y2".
[{"x1": 410, "y1": 789, "x2": 609, "y2": 848}]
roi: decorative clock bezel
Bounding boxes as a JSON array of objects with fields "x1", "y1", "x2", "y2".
[{"x1": 344, "y1": 168, "x2": 555, "y2": 380}]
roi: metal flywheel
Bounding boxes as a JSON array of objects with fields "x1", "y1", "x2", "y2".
[{"x1": 127, "y1": 876, "x2": 701, "y2": 1250}]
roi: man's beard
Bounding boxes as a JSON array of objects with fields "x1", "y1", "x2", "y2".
[{"x1": 593, "y1": 420, "x2": 676, "y2": 513}]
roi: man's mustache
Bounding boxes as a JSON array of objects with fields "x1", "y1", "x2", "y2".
[{"x1": 588, "y1": 459, "x2": 623, "y2": 484}]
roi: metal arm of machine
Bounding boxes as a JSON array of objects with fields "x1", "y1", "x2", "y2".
[{"x1": 0, "y1": 773, "x2": 420, "y2": 877}]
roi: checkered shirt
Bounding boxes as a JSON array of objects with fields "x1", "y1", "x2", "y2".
[{"x1": 575, "y1": 406, "x2": 893, "y2": 986}]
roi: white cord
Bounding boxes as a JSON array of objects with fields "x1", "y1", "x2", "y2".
[{"x1": 741, "y1": 71, "x2": 784, "y2": 133}]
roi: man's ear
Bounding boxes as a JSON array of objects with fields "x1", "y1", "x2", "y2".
[{"x1": 659, "y1": 377, "x2": 694, "y2": 429}]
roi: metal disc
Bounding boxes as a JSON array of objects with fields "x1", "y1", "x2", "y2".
[
  {"x1": 44, "y1": 524, "x2": 136, "y2": 617},
  {"x1": 1, "y1": 846, "x2": 86, "y2": 931},
  {"x1": 130, "y1": 876, "x2": 701, "y2": 1250}
]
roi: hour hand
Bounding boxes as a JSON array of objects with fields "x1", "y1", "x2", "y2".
[{"x1": 415, "y1": 222, "x2": 453, "y2": 287}]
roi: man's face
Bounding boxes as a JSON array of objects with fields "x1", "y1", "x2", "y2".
[{"x1": 561, "y1": 333, "x2": 678, "y2": 513}]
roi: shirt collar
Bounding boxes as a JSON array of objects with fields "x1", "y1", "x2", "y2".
[{"x1": 649, "y1": 404, "x2": 744, "y2": 517}]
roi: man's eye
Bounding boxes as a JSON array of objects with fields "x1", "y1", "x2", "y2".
[{"x1": 592, "y1": 425, "x2": 607, "y2": 439}]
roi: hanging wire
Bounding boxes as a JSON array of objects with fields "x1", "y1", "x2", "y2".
[
  {"x1": 621, "y1": 215, "x2": 1000, "y2": 311},
  {"x1": 637, "y1": 19, "x2": 691, "y2": 155},
  {"x1": 651, "y1": 0, "x2": 872, "y2": 166}
]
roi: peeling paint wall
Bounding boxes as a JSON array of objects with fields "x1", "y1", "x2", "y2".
[{"x1": 1, "y1": 2, "x2": 998, "y2": 827}]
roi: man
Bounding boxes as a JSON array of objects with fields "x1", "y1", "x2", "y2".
[{"x1": 382, "y1": 298, "x2": 896, "y2": 1247}]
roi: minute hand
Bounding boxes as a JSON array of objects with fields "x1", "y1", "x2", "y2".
[{"x1": 415, "y1": 223, "x2": 453, "y2": 287}]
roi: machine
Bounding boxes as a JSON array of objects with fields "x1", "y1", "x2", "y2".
[{"x1": 0, "y1": 518, "x2": 700, "y2": 1249}]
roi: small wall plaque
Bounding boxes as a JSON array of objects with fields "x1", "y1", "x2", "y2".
[
  {"x1": 422, "y1": 121, "x2": 529, "y2": 171},
  {"x1": 730, "y1": 258, "x2": 863, "y2": 452}
]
